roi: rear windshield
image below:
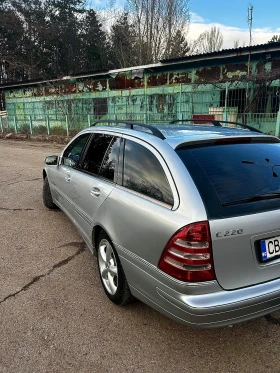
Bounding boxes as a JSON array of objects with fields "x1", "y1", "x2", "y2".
[{"x1": 176, "y1": 142, "x2": 280, "y2": 219}]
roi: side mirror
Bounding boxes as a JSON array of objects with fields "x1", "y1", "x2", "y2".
[{"x1": 45, "y1": 155, "x2": 59, "y2": 165}]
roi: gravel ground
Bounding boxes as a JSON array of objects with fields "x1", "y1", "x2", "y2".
[{"x1": 1, "y1": 139, "x2": 280, "y2": 373}]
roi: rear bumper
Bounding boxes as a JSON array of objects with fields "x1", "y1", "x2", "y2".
[
  {"x1": 120, "y1": 252, "x2": 280, "y2": 328},
  {"x1": 154, "y1": 284, "x2": 280, "y2": 328}
]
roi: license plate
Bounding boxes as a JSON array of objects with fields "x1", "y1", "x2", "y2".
[{"x1": 260, "y1": 236, "x2": 280, "y2": 261}]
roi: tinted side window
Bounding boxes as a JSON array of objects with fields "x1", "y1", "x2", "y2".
[
  {"x1": 63, "y1": 133, "x2": 90, "y2": 168},
  {"x1": 123, "y1": 140, "x2": 174, "y2": 205},
  {"x1": 82, "y1": 134, "x2": 113, "y2": 175},
  {"x1": 100, "y1": 137, "x2": 120, "y2": 181}
]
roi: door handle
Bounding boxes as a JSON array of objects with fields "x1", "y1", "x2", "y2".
[
  {"x1": 90, "y1": 187, "x2": 100, "y2": 197},
  {"x1": 65, "y1": 175, "x2": 71, "y2": 182}
]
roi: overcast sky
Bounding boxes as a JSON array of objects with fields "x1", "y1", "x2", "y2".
[{"x1": 91, "y1": 0, "x2": 280, "y2": 49}]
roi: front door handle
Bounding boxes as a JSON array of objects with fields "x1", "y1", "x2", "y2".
[{"x1": 90, "y1": 187, "x2": 100, "y2": 197}]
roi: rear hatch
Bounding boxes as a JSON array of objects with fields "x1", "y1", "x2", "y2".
[{"x1": 176, "y1": 136, "x2": 280, "y2": 290}]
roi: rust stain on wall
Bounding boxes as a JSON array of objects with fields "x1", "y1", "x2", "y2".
[
  {"x1": 45, "y1": 85, "x2": 59, "y2": 96},
  {"x1": 125, "y1": 78, "x2": 144, "y2": 89},
  {"x1": 78, "y1": 81, "x2": 93, "y2": 92},
  {"x1": 195, "y1": 67, "x2": 221, "y2": 83},
  {"x1": 108, "y1": 74, "x2": 144, "y2": 90},
  {"x1": 223, "y1": 64, "x2": 247, "y2": 74},
  {"x1": 147, "y1": 73, "x2": 168, "y2": 87},
  {"x1": 109, "y1": 75, "x2": 126, "y2": 90},
  {"x1": 271, "y1": 59, "x2": 280, "y2": 70},
  {"x1": 169, "y1": 72, "x2": 191, "y2": 84},
  {"x1": 222, "y1": 63, "x2": 248, "y2": 80},
  {"x1": 33, "y1": 87, "x2": 44, "y2": 96},
  {"x1": 92, "y1": 80, "x2": 107, "y2": 91},
  {"x1": 64, "y1": 83, "x2": 77, "y2": 94}
]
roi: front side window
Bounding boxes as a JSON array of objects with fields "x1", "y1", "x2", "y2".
[
  {"x1": 123, "y1": 140, "x2": 174, "y2": 205},
  {"x1": 82, "y1": 133, "x2": 114, "y2": 175},
  {"x1": 62, "y1": 133, "x2": 91, "y2": 168}
]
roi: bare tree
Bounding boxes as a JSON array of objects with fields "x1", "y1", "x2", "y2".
[
  {"x1": 110, "y1": 12, "x2": 139, "y2": 68},
  {"x1": 233, "y1": 39, "x2": 240, "y2": 48},
  {"x1": 125, "y1": 0, "x2": 190, "y2": 64},
  {"x1": 193, "y1": 26, "x2": 223, "y2": 54},
  {"x1": 269, "y1": 35, "x2": 280, "y2": 43}
]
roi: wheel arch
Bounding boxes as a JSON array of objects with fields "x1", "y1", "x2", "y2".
[{"x1": 92, "y1": 224, "x2": 111, "y2": 255}]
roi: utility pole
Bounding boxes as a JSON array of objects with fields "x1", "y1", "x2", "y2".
[
  {"x1": 247, "y1": 4, "x2": 253, "y2": 77},
  {"x1": 245, "y1": 4, "x2": 253, "y2": 121}
]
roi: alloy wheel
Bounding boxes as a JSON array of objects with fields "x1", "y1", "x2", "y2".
[{"x1": 98, "y1": 239, "x2": 118, "y2": 295}]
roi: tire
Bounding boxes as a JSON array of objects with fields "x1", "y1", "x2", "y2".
[
  {"x1": 43, "y1": 177, "x2": 58, "y2": 209},
  {"x1": 97, "y1": 231, "x2": 134, "y2": 306}
]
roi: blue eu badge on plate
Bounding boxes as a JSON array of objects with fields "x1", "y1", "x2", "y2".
[{"x1": 261, "y1": 240, "x2": 268, "y2": 260}]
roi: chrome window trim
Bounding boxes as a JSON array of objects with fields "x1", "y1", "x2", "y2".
[
  {"x1": 62, "y1": 131, "x2": 123, "y2": 184},
  {"x1": 116, "y1": 185, "x2": 173, "y2": 210},
  {"x1": 66, "y1": 166, "x2": 117, "y2": 187},
  {"x1": 60, "y1": 132, "x2": 92, "y2": 167}
]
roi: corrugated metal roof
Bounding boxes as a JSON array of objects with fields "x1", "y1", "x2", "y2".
[
  {"x1": 160, "y1": 41, "x2": 280, "y2": 63},
  {"x1": 1, "y1": 42, "x2": 280, "y2": 89}
]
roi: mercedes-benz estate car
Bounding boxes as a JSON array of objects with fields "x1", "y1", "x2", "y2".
[{"x1": 43, "y1": 119, "x2": 280, "y2": 328}]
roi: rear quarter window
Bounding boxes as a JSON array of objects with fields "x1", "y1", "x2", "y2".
[{"x1": 123, "y1": 140, "x2": 174, "y2": 206}]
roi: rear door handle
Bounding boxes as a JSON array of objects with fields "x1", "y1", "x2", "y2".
[
  {"x1": 90, "y1": 187, "x2": 100, "y2": 197},
  {"x1": 65, "y1": 174, "x2": 71, "y2": 182}
]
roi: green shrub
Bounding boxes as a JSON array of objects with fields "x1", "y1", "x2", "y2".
[
  {"x1": 17, "y1": 123, "x2": 30, "y2": 134},
  {"x1": 33, "y1": 125, "x2": 48, "y2": 135},
  {"x1": 50, "y1": 126, "x2": 67, "y2": 136}
]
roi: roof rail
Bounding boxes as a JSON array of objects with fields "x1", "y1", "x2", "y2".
[
  {"x1": 91, "y1": 119, "x2": 165, "y2": 140},
  {"x1": 169, "y1": 119, "x2": 263, "y2": 133}
]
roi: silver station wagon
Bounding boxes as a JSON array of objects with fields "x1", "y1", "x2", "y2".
[{"x1": 43, "y1": 119, "x2": 280, "y2": 328}]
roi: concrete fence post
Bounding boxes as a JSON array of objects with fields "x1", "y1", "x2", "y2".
[
  {"x1": 14, "y1": 116, "x2": 17, "y2": 134},
  {"x1": 65, "y1": 115, "x2": 69, "y2": 136},
  {"x1": 46, "y1": 115, "x2": 50, "y2": 135},
  {"x1": 179, "y1": 83, "x2": 182, "y2": 120},
  {"x1": 275, "y1": 111, "x2": 280, "y2": 137},
  {"x1": 224, "y1": 83, "x2": 229, "y2": 123},
  {"x1": 87, "y1": 114, "x2": 91, "y2": 127},
  {"x1": 223, "y1": 109, "x2": 228, "y2": 122},
  {"x1": 0, "y1": 117, "x2": 3, "y2": 133},
  {"x1": 29, "y1": 116, "x2": 33, "y2": 135}
]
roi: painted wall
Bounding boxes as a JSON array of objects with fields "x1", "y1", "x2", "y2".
[{"x1": 3, "y1": 54, "x2": 280, "y2": 134}]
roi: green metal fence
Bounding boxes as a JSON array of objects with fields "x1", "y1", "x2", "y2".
[{"x1": 2, "y1": 84, "x2": 280, "y2": 136}]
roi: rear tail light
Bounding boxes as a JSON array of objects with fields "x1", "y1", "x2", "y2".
[{"x1": 158, "y1": 221, "x2": 216, "y2": 282}]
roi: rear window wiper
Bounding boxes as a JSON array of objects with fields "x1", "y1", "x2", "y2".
[{"x1": 223, "y1": 193, "x2": 280, "y2": 206}]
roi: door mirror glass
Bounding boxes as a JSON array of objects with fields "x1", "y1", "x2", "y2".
[{"x1": 45, "y1": 155, "x2": 58, "y2": 165}]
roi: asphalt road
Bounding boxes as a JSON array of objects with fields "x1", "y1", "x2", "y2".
[{"x1": 1, "y1": 139, "x2": 280, "y2": 373}]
